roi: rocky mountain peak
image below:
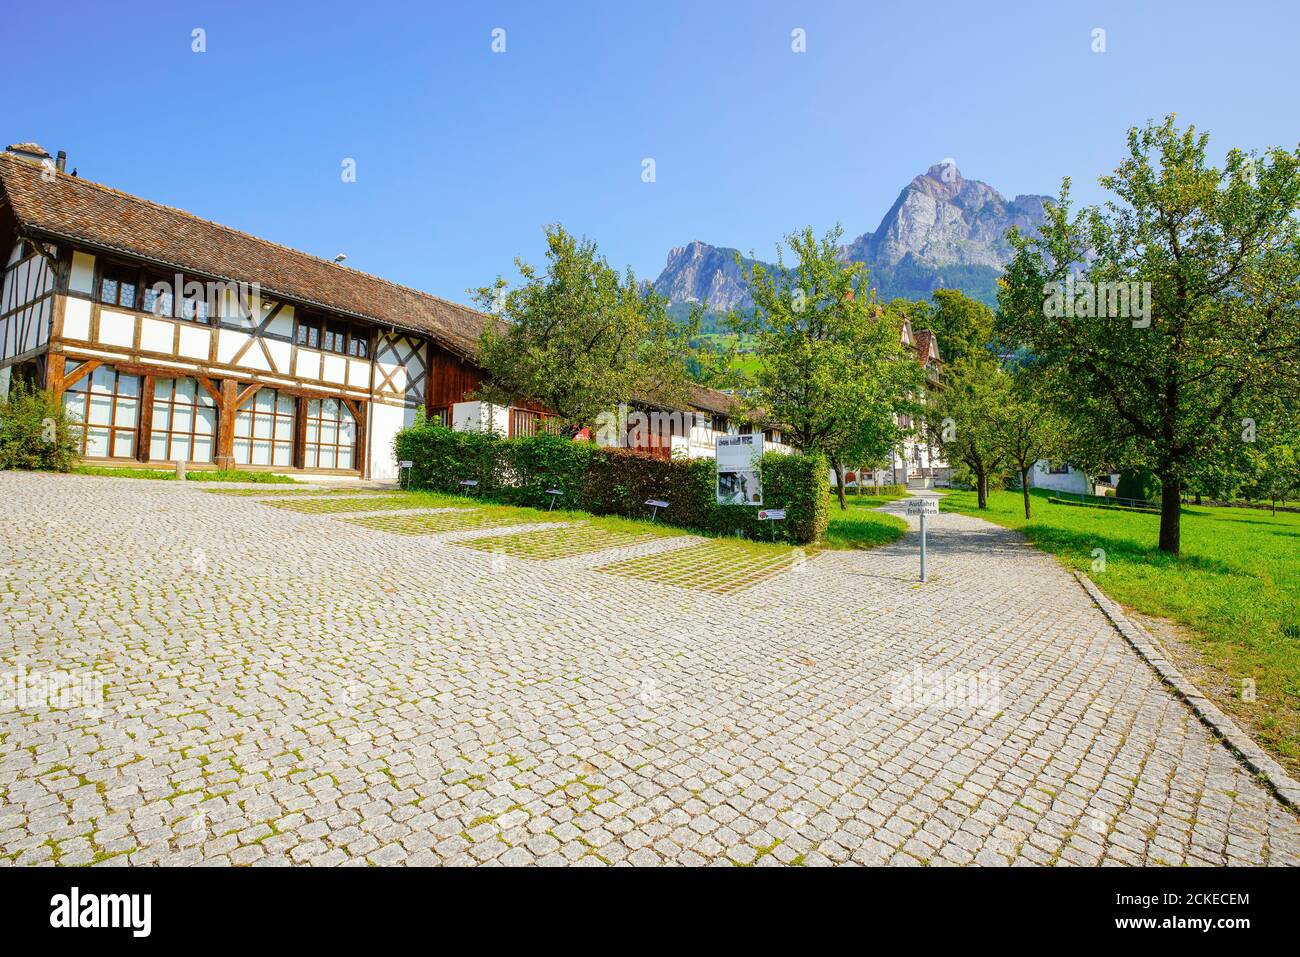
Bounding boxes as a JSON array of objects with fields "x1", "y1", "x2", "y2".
[
  {"x1": 652, "y1": 240, "x2": 754, "y2": 311},
  {"x1": 921, "y1": 160, "x2": 964, "y2": 193},
  {"x1": 652, "y1": 164, "x2": 1052, "y2": 311}
]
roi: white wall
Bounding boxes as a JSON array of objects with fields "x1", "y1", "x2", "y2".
[
  {"x1": 1029, "y1": 461, "x2": 1091, "y2": 494},
  {"x1": 69, "y1": 251, "x2": 96, "y2": 295},
  {"x1": 452, "y1": 400, "x2": 508, "y2": 435},
  {"x1": 369, "y1": 402, "x2": 422, "y2": 480},
  {"x1": 0, "y1": 249, "x2": 54, "y2": 361}
]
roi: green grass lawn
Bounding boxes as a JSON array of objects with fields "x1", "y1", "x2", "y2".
[
  {"x1": 824, "y1": 499, "x2": 909, "y2": 550},
  {"x1": 944, "y1": 488, "x2": 1300, "y2": 775},
  {"x1": 73, "y1": 465, "x2": 299, "y2": 484}
]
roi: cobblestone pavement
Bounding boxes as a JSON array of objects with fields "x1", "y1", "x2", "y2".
[{"x1": 2, "y1": 472, "x2": 1296, "y2": 867}]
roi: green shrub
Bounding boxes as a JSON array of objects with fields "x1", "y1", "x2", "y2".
[
  {"x1": 499, "y1": 432, "x2": 596, "y2": 509},
  {"x1": 1117, "y1": 469, "x2": 1161, "y2": 503},
  {"x1": 394, "y1": 420, "x2": 504, "y2": 495},
  {"x1": 394, "y1": 419, "x2": 829, "y2": 544},
  {"x1": 0, "y1": 381, "x2": 79, "y2": 472},
  {"x1": 580, "y1": 447, "x2": 828, "y2": 544}
]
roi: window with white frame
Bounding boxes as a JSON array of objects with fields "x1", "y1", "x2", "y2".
[
  {"x1": 62, "y1": 362, "x2": 140, "y2": 458},
  {"x1": 304, "y1": 397, "x2": 356, "y2": 469},
  {"x1": 150, "y1": 378, "x2": 217, "y2": 463},
  {"x1": 233, "y1": 387, "x2": 295, "y2": 466}
]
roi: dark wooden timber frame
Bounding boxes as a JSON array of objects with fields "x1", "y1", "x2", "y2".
[{"x1": 0, "y1": 232, "x2": 635, "y2": 479}]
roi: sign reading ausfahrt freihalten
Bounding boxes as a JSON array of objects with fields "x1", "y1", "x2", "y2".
[
  {"x1": 715, "y1": 433, "x2": 764, "y2": 506},
  {"x1": 905, "y1": 498, "x2": 939, "y2": 583}
]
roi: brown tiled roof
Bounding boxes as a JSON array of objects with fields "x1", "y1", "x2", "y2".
[
  {"x1": 0, "y1": 152, "x2": 493, "y2": 359},
  {"x1": 0, "y1": 151, "x2": 740, "y2": 415},
  {"x1": 683, "y1": 382, "x2": 740, "y2": 415}
]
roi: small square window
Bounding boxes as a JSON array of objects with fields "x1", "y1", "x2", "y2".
[
  {"x1": 325, "y1": 323, "x2": 347, "y2": 353},
  {"x1": 99, "y1": 267, "x2": 139, "y2": 309}
]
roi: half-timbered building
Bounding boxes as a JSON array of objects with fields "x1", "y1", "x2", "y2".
[{"x1": 0, "y1": 143, "x2": 763, "y2": 479}]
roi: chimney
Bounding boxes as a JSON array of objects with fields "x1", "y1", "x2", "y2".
[{"x1": 56, "y1": 150, "x2": 66, "y2": 174}]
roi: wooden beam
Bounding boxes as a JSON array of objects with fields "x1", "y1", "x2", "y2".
[
  {"x1": 216, "y1": 378, "x2": 238, "y2": 470},
  {"x1": 49, "y1": 291, "x2": 66, "y2": 342},
  {"x1": 228, "y1": 301, "x2": 284, "y2": 368},
  {"x1": 343, "y1": 397, "x2": 366, "y2": 477},
  {"x1": 235, "y1": 382, "x2": 260, "y2": 409},
  {"x1": 293, "y1": 396, "x2": 307, "y2": 470},
  {"x1": 44, "y1": 352, "x2": 66, "y2": 397},
  {"x1": 60, "y1": 358, "x2": 100, "y2": 391},
  {"x1": 22, "y1": 235, "x2": 59, "y2": 270},
  {"x1": 137, "y1": 375, "x2": 155, "y2": 463},
  {"x1": 197, "y1": 376, "x2": 223, "y2": 405}
]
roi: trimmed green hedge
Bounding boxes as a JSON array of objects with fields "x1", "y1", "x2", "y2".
[{"x1": 394, "y1": 423, "x2": 829, "y2": 544}]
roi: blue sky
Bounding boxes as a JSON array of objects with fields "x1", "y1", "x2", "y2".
[{"x1": 7, "y1": 0, "x2": 1297, "y2": 303}]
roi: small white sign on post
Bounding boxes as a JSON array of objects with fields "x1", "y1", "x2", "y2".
[{"x1": 905, "y1": 498, "x2": 939, "y2": 582}]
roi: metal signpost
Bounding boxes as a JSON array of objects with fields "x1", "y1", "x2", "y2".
[
  {"x1": 458, "y1": 479, "x2": 479, "y2": 497},
  {"x1": 645, "y1": 499, "x2": 669, "y2": 522},
  {"x1": 545, "y1": 489, "x2": 564, "y2": 511},
  {"x1": 397, "y1": 460, "x2": 413, "y2": 490},
  {"x1": 757, "y1": 508, "x2": 786, "y2": 542},
  {"x1": 904, "y1": 498, "x2": 939, "y2": 582}
]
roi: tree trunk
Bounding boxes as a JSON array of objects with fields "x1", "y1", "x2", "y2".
[
  {"x1": 1194, "y1": 492, "x2": 1202, "y2": 505},
  {"x1": 1157, "y1": 474, "x2": 1182, "y2": 554},
  {"x1": 1020, "y1": 467, "x2": 1032, "y2": 519},
  {"x1": 976, "y1": 472, "x2": 988, "y2": 509},
  {"x1": 832, "y1": 459, "x2": 847, "y2": 510}
]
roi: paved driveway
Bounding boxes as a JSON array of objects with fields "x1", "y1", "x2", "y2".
[{"x1": 1, "y1": 472, "x2": 1296, "y2": 866}]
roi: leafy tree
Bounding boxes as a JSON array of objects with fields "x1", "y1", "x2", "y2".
[
  {"x1": 915, "y1": 288, "x2": 995, "y2": 367},
  {"x1": 840, "y1": 401, "x2": 907, "y2": 497},
  {"x1": 731, "y1": 226, "x2": 920, "y2": 510},
  {"x1": 1240, "y1": 409, "x2": 1300, "y2": 512},
  {"x1": 475, "y1": 225, "x2": 698, "y2": 434},
  {"x1": 929, "y1": 357, "x2": 1011, "y2": 508},
  {"x1": 994, "y1": 378, "x2": 1070, "y2": 519},
  {"x1": 1116, "y1": 469, "x2": 1162, "y2": 504},
  {"x1": 1246, "y1": 442, "x2": 1299, "y2": 513},
  {"x1": 999, "y1": 115, "x2": 1300, "y2": 553}
]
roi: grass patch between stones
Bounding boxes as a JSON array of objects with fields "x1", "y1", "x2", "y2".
[
  {"x1": 456, "y1": 521, "x2": 679, "y2": 561},
  {"x1": 73, "y1": 465, "x2": 299, "y2": 483},
  {"x1": 596, "y1": 539, "x2": 810, "y2": 595},
  {"x1": 346, "y1": 509, "x2": 551, "y2": 536},
  {"x1": 264, "y1": 494, "x2": 465, "y2": 514}
]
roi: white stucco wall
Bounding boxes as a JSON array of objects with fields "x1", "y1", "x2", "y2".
[
  {"x1": 452, "y1": 400, "x2": 508, "y2": 435},
  {"x1": 369, "y1": 402, "x2": 422, "y2": 480},
  {"x1": 1028, "y1": 461, "x2": 1091, "y2": 494}
]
